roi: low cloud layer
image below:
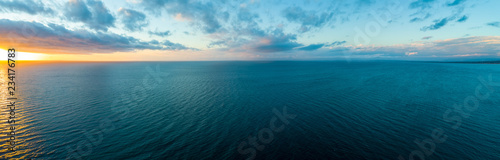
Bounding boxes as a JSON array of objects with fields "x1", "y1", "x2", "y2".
[
  {"x1": 323, "y1": 36, "x2": 500, "y2": 59},
  {"x1": 0, "y1": 19, "x2": 190, "y2": 54}
]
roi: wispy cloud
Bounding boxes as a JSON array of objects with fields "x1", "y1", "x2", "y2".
[
  {"x1": 421, "y1": 10, "x2": 467, "y2": 31},
  {"x1": 456, "y1": 15, "x2": 468, "y2": 22},
  {"x1": 422, "y1": 36, "x2": 433, "y2": 40},
  {"x1": 447, "y1": 0, "x2": 466, "y2": 6},
  {"x1": 298, "y1": 44, "x2": 324, "y2": 51},
  {"x1": 148, "y1": 30, "x2": 171, "y2": 37},
  {"x1": 336, "y1": 36, "x2": 500, "y2": 58},
  {"x1": 410, "y1": 14, "x2": 431, "y2": 23},
  {"x1": 325, "y1": 41, "x2": 347, "y2": 47},
  {"x1": 409, "y1": 0, "x2": 436, "y2": 10},
  {"x1": 0, "y1": 0, "x2": 54, "y2": 15},
  {"x1": 487, "y1": 22, "x2": 500, "y2": 28},
  {"x1": 452, "y1": 53, "x2": 488, "y2": 57},
  {"x1": 421, "y1": 18, "x2": 449, "y2": 31}
]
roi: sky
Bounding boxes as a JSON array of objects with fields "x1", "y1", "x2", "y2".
[{"x1": 0, "y1": 0, "x2": 499, "y2": 61}]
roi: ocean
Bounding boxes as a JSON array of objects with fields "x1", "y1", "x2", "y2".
[{"x1": 1, "y1": 61, "x2": 499, "y2": 159}]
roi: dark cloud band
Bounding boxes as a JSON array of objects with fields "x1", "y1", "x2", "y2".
[{"x1": 0, "y1": 19, "x2": 190, "y2": 54}]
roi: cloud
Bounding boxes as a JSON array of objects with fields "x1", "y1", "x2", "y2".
[
  {"x1": 422, "y1": 36, "x2": 433, "y2": 40},
  {"x1": 452, "y1": 53, "x2": 488, "y2": 57},
  {"x1": 487, "y1": 22, "x2": 500, "y2": 28},
  {"x1": 419, "y1": 3, "x2": 467, "y2": 31},
  {"x1": 0, "y1": 19, "x2": 190, "y2": 54},
  {"x1": 210, "y1": 27, "x2": 303, "y2": 53},
  {"x1": 336, "y1": 36, "x2": 500, "y2": 58},
  {"x1": 137, "y1": 1, "x2": 340, "y2": 53},
  {"x1": 64, "y1": 0, "x2": 115, "y2": 31},
  {"x1": 148, "y1": 30, "x2": 171, "y2": 37},
  {"x1": 141, "y1": 0, "x2": 226, "y2": 34},
  {"x1": 86, "y1": 0, "x2": 116, "y2": 30},
  {"x1": 250, "y1": 29, "x2": 302, "y2": 52},
  {"x1": 0, "y1": 0, "x2": 54, "y2": 15},
  {"x1": 118, "y1": 8, "x2": 148, "y2": 31},
  {"x1": 357, "y1": 0, "x2": 374, "y2": 6},
  {"x1": 282, "y1": 6, "x2": 334, "y2": 32},
  {"x1": 298, "y1": 44, "x2": 324, "y2": 51},
  {"x1": 204, "y1": 7, "x2": 306, "y2": 53},
  {"x1": 325, "y1": 41, "x2": 347, "y2": 47},
  {"x1": 269, "y1": 36, "x2": 499, "y2": 59},
  {"x1": 65, "y1": 0, "x2": 92, "y2": 22},
  {"x1": 409, "y1": 18, "x2": 421, "y2": 23},
  {"x1": 456, "y1": 15, "x2": 468, "y2": 22},
  {"x1": 174, "y1": 13, "x2": 191, "y2": 22},
  {"x1": 410, "y1": 13, "x2": 431, "y2": 23},
  {"x1": 447, "y1": 0, "x2": 466, "y2": 6},
  {"x1": 421, "y1": 18, "x2": 449, "y2": 31},
  {"x1": 409, "y1": 0, "x2": 436, "y2": 10},
  {"x1": 237, "y1": 8, "x2": 259, "y2": 23}
]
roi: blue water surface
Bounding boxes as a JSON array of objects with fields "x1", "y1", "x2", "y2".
[{"x1": 2, "y1": 61, "x2": 499, "y2": 159}]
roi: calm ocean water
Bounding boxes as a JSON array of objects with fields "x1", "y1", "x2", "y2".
[{"x1": 1, "y1": 61, "x2": 499, "y2": 159}]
